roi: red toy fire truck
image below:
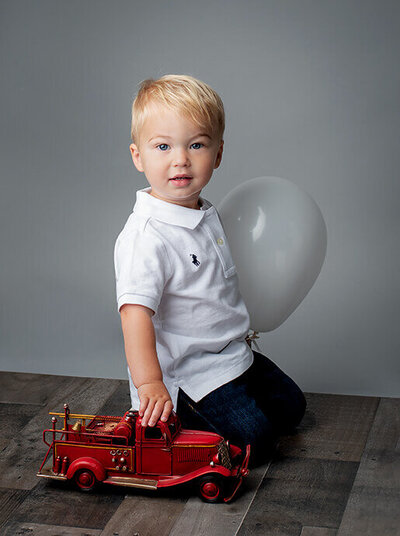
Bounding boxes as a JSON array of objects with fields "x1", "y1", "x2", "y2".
[{"x1": 37, "y1": 404, "x2": 250, "y2": 503}]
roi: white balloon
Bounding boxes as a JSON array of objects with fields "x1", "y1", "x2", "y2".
[{"x1": 218, "y1": 177, "x2": 327, "y2": 332}]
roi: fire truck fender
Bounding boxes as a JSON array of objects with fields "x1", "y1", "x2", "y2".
[
  {"x1": 66, "y1": 457, "x2": 106, "y2": 482},
  {"x1": 157, "y1": 465, "x2": 231, "y2": 488},
  {"x1": 194, "y1": 465, "x2": 231, "y2": 480}
]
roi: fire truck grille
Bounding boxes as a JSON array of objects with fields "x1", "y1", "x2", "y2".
[
  {"x1": 176, "y1": 447, "x2": 211, "y2": 463},
  {"x1": 218, "y1": 441, "x2": 232, "y2": 470}
]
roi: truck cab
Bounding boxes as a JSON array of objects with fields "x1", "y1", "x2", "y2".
[{"x1": 135, "y1": 414, "x2": 177, "y2": 475}]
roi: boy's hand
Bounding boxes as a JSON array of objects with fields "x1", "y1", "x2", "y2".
[{"x1": 137, "y1": 381, "x2": 173, "y2": 427}]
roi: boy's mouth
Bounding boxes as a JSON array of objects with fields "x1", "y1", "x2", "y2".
[
  {"x1": 170, "y1": 175, "x2": 193, "y2": 180},
  {"x1": 169, "y1": 175, "x2": 193, "y2": 186}
]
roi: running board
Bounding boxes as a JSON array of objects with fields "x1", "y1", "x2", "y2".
[
  {"x1": 104, "y1": 475, "x2": 158, "y2": 490},
  {"x1": 37, "y1": 466, "x2": 67, "y2": 481}
]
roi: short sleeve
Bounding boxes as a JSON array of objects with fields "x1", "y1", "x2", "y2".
[{"x1": 114, "y1": 226, "x2": 171, "y2": 314}]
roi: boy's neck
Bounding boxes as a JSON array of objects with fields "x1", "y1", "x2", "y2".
[{"x1": 148, "y1": 189, "x2": 201, "y2": 210}]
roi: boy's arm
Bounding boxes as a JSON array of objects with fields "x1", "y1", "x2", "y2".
[{"x1": 120, "y1": 304, "x2": 173, "y2": 427}]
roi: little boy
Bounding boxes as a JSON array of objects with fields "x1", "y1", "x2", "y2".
[{"x1": 114, "y1": 74, "x2": 306, "y2": 465}]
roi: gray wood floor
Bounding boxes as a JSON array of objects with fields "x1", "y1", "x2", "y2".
[{"x1": 0, "y1": 371, "x2": 398, "y2": 536}]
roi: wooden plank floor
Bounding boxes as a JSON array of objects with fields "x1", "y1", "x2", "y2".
[{"x1": 0, "y1": 371, "x2": 398, "y2": 536}]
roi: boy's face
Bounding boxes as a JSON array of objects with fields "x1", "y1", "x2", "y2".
[{"x1": 130, "y1": 104, "x2": 224, "y2": 209}]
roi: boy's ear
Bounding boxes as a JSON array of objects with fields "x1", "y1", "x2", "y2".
[
  {"x1": 214, "y1": 140, "x2": 224, "y2": 169},
  {"x1": 129, "y1": 143, "x2": 144, "y2": 172}
]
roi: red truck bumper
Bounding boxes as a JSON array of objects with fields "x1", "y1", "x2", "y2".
[{"x1": 224, "y1": 444, "x2": 251, "y2": 503}]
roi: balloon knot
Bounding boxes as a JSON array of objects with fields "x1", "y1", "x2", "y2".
[{"x1": 246, "y1": 330, "x2": 261, "y2": 351}]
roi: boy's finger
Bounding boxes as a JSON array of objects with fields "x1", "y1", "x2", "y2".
[
  {"x1": 160, "y1": 400, "x2": 173, "y2": 422},
  {"x1": 139, "y1": 396, "x2": 149, "y2": 417},
  {"x1": 148, "y1": 400, "x2": 165, "y2": 427},
  {"x1": 142, "y1": 400, "x2": 156, "y2": 427}
]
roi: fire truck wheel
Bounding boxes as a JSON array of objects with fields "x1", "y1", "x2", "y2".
[
  {"x1": 74, "y1": 468, "x2": 98, "y2": 492},
  {"x1": 197, "y1": 474, "x2": 225, "y2": 503}
]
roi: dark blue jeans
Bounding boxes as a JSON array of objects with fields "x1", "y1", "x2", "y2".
[{"x1": 177, "y1": 350, "x2": 306, "y2": 467}]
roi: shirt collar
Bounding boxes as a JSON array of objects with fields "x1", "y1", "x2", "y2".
[{"x1": 133, "y1": 187, "x2": 215, "y2": 229}]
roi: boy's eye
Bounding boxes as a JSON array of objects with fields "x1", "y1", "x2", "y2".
[
  {"x1": 156, "y1": 142, "x2": 204, "y2": 151},
  {"x1": 157, "y1": 144, "x2": 170, "y2": 151}
]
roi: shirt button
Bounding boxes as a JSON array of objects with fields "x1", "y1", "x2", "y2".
[{"x1": 217, "y1": 238, "x2": 224, "y2": 245}]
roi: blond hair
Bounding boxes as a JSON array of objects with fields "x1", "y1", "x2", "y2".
[{"x1": 131, "y1": 74, "x2": 225, "y2": 145}]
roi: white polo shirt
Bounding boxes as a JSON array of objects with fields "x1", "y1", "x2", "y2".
[{"x1": 114, "y1": 187, "x2": 253, "y2": 409}]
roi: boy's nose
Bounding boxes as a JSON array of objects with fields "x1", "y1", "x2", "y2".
[{"x1": 173, "y1": 148, "x2": 190, "y2": 166}]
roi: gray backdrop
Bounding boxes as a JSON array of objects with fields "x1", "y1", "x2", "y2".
[{"x1": 1, "y1": 0, "x2": 399, "y2": 397}]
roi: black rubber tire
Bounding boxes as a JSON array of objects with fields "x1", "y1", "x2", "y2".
[{"x1": 197, "y1": 474, "x2": 225, "y2": 503}]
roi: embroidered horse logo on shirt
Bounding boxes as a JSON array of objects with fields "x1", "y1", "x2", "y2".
[{"x1": 190, "y1": 254, "x2": 200, "y2": 267}]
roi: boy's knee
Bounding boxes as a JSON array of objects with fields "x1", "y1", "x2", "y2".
[
  {"x1": 244, "y1": 423, "x2": 279, "y2": 468},
  {"x1": 224, "y1": 413, "x2": 277, "y2": 467}
]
